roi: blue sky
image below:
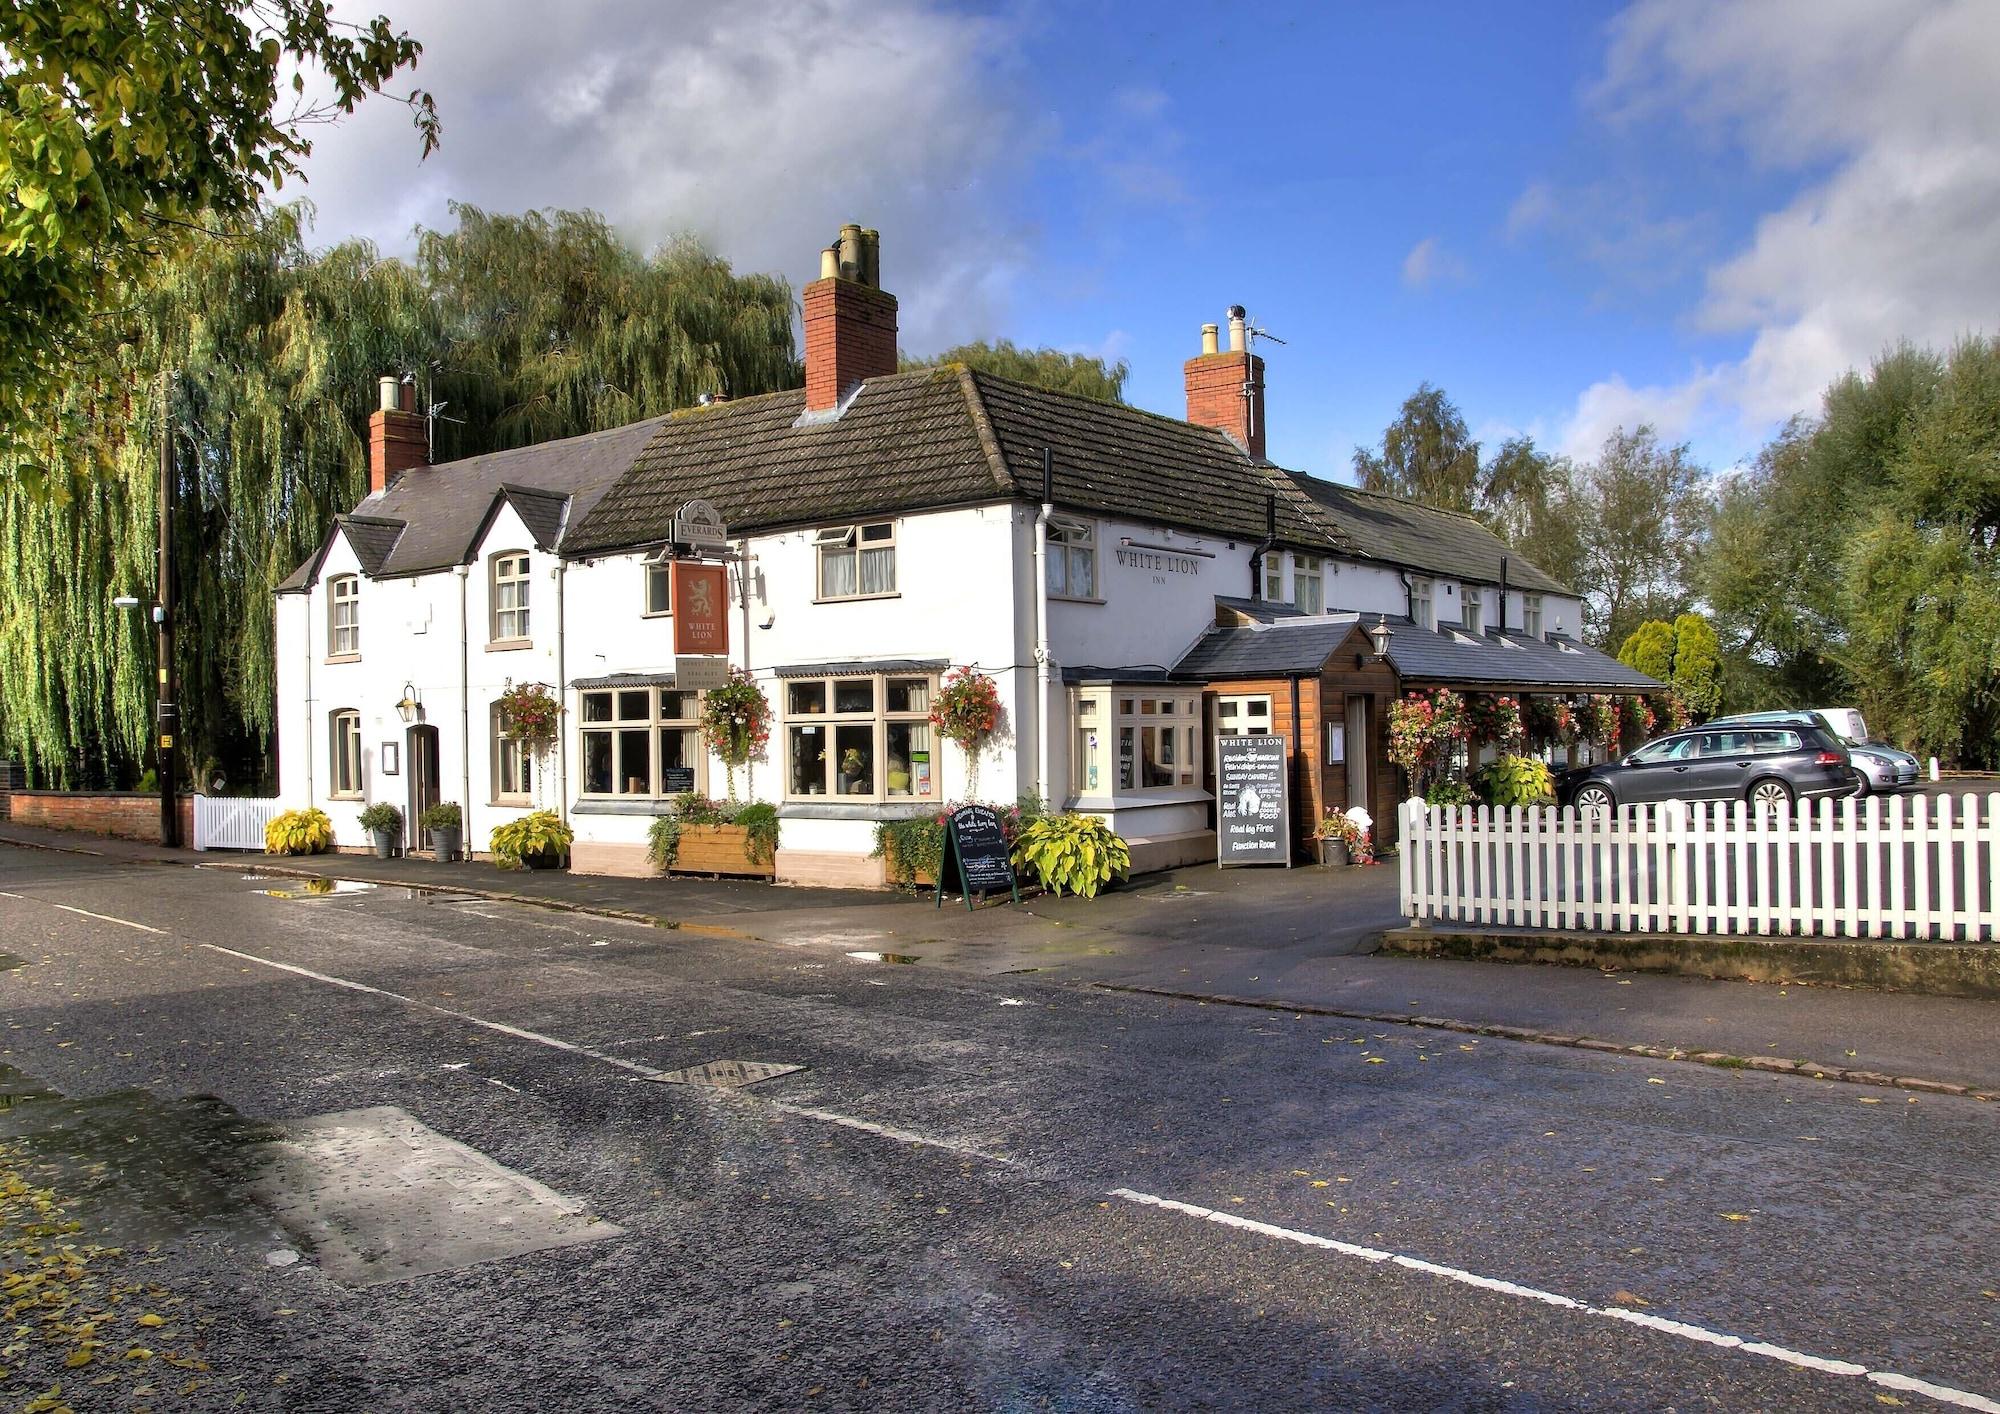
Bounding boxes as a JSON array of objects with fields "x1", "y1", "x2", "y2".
[{"x1": 295, "y1": 0, "x2": 2000, "y2": 480}]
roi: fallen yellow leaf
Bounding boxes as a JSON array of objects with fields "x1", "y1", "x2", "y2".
[
  {"x1": 1647, "y1": 1078, "x2": 1665, "y2": 1085},
  {"x1": 1721, "y1": 1213, "x2": 1751, "y2": 1221},
  {"x1": 1311, "y1": 1180, "x2": 1329, "y2": 1188},
  {"x1": 135, "y1": 1314, "x2": 164, "y2": 1328}
]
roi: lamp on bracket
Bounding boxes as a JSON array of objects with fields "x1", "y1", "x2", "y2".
[{"x1": 394, "y1": 682, "x2": 423, "y2": 725}]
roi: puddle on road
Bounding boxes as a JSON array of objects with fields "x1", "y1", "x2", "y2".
[
  {"x1": 251, "y1": 877, "x2": 379, "y2": 900},
  {"x1": 845, "y1": 950, "x2": 921, "y2": 965}
]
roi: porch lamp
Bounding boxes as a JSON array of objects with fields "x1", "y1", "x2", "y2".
[
  {"x1": 1367, "y1": 616, "x2": 1394, "y2": 661},
  {"x1": 394, "y1": 683, "x2": 423, "y2": 725}
]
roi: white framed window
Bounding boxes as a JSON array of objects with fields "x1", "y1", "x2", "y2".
[
  {"x1": 328, "y1": 575, "x2": 360, "y2": 656},
  {"x1": 1263, "y1": 552, "x2": 1284, "y2": 602},
  {"x1": 492, "y1": 704, "x2": 535, "y2": 804},
  {"x1": 491, "y1": 551, "x2": 531, "y2": 642},
  {"x1": 330, "y1": 710, "x2": 363, "y2": 798},
  {"x1": 1047, "y1": 517, "x2": 1097, "y2": 599},
  {"x1": 1116, "y1": 693, "x2": 1201, "y2": 791},
  {"x1": 643, "y1": 561, "x2": 672, "y2": 617},
  {"x1": 1294, "y1": 557, "x2": 1323, "y2": 614},
  {"x1": 1523, "y1": 594, "x2": 1544, "y2": 638},
  {"x1": 1461, "y1": 591, "x2": 1483, "y2": 636},
  {"x1": 1410, "y1": 576, "x2": 1435, "y2": 630},
  {"x1": 815, "y1": 521, "x2": 897, "y2": 601},
  {"x1": 784, "y1": 673, "x2": 935, "y2": 801},
  {"x1": 1215, "y1": 694, "x2": 1273, "y2": 738},
  {"x1": 580, "y1": 687, "x2": 705, "y2": 797}
]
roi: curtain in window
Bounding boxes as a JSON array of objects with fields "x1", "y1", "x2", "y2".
[
  {"x1": 821, "y1": 549, "x2": 857, "y2": 599},
  {"x1": 859, "y1": 546, "x2": 895, "y2": 596}
]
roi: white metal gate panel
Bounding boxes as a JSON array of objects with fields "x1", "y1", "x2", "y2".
[{"x1": 193, "y1": 796, "x2": 282, "y2": 851}]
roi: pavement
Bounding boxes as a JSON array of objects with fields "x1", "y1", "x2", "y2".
[
  {"x1": 7, "y1": 820, "x2": 2000, "y2": 1095},
  {"x1": 2, "y1": 841, "x2": 1998, "y2": 1411}
]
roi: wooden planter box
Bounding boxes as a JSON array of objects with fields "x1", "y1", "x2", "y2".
[
  {"x1": 670, "y1": 824, "x2": 774, "y2": 879},
  {"x1": 882, "y1": 837, "x2": 938, "y2": 888}
]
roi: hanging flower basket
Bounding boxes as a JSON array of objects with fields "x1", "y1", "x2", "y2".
[
  {"x1": 1387, "y1": 687, "x2": 1467, "y2": 792},
  {"x1": 930, "y1": 667, "x2": 1002, "y2": 753},
  {"x1": 1466, "y1": 693, "x2": 1525, "y2": 750},
  {"x1": 498, "y1": 683, "x2": 562, "y2": 747},
  {"x1": 700, "y1": 669, "x2": 771, "y2": 797}
]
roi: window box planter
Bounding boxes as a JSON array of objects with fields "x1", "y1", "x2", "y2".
[
  {"x1": 882, "y1": 835, "x2": 938, "y2": 888},
  {"x1": 669, "y1": 824, "x2": 776, "y2": 879}
]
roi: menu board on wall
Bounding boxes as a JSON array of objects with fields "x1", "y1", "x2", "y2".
[{"x1": 1216, "y1": 733, "x2": 1291, "y2": 867}]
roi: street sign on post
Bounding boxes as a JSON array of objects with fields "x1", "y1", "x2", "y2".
[{"x1": 673, "y1": 499, "x2": 728, "y2": 555}]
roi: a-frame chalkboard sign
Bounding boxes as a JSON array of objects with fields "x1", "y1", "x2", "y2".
[{"x1": 936, "y1": 804, "x2": 1021, "y2": 910}]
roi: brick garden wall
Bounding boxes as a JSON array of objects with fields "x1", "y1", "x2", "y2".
[{"x1": 8, "y1": 791, "x2": 196, "y2": 845}]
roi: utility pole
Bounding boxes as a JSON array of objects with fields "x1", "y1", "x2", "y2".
[{"x1": 156, "y1": 375, "x2": 180, "y2": 848}]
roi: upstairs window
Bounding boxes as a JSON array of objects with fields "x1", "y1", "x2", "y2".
[
  {"x1": 1294, "y1": 556, "x2": 1323, "y2": 614},
  {"x1": 1523, "y1": 593, "x2": 1544, "y2": 638},
  {"x1": 643, "y1": 561, "x2": 672, "y2": 617},
  {"x1": 330, "y1": 710, "x2": 363, "y2": 798},
  {"x1": 1047, "y1": 518, "x2": 1097, "y2": 599},
  {"x1": 1410, "y1": 576, "x2": 1435, "y2": 630},
  {"x1": 491, "y1": 552, "x2": 531, "y2": 642},
  {"x1": 1263, "y1": 552, "x2": 1283, "y2": 602},
  {"x1": 1461, "y1": 591, "x2": 1483, "y2": 636},
  {"x1": 816, "y1": 521, "x2": 896, "y2": 600},
  {"x1": 328, "y1": 575, "x2": 360, "y2": 656}
]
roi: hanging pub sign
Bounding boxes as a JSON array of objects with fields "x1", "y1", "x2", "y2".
[
  {"x1": 673, "y1": 562, "x2": 729, "y2": 656},
  {"x1": 936, "y1": 804, "x2": 1020, "y2": 910},
  {"x1": 673, "y1": 498, "x2": 728, "y2": 555},
  {"x1": 1216, "y1": 733, "x2": 1292, "y2": 867}
]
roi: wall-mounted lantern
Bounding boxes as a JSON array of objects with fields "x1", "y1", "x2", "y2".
[{"x1": 395, "y1": 682, "x2": 423, "y2": 725}]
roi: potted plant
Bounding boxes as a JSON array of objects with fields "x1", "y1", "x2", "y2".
[
  {"x1": 1315, "y1": 807, "x2": 1374, "y2": 866},
  {"x1": 658, "y1": 793, "x2": 780, "y2": 879},
  {"x1": 489, "y1": 809, "x2": 573, "y2": 870},
  {"x1": 421, "y1": 802, "x2": 463, "y2": 860},
  {"x1": 358, "y1": 802, "x2": 403, "y2": 859}
]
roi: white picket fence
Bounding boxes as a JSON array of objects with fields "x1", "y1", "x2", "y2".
[
  {"x1": 193, "y1": 795, "x2": 283, "y2": 851},
  {"x1": 1399, "y1": 793, "x2": 2000, "y2": 942}
]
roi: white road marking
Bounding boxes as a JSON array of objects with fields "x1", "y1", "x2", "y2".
[
  {"x1": 1108, "y1": 1188, "x2": 2000, "y2": 1413},
  {"x1": 763, "y1": 1100, "x2": 1012, "y2": 1165},
  {"x1": 0, "y1": 889, "x2": 168, "y2": 934},
  {"x1": 199, "y1": 942, "x2": 671, "y2": 1081}
]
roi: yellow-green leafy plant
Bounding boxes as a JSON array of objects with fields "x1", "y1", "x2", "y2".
[
  {"x1": 1009, "y1": 813, "x2": 1130, "y2": 899},
  {"x1": 265, "y1": 808, "x2": 333, "y2": 855},
  {"x1": 1475, "y1": 754, "x2": 1556, "y2": 808},
  {"x1": 489, "y1": 810, "x2": 574, "y2": 869}
]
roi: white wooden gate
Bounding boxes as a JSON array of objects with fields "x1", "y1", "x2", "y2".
[
  {"x1": 193, "y1": 796, "x2": 282, "y2": 851},
  {"x1": 1399, "y1": 794, "x2": 2000, "y2": 942}
]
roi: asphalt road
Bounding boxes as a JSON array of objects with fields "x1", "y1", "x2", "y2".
[{"x1": 2, "y1": 846, "x2": 1997, "y2": 1412}]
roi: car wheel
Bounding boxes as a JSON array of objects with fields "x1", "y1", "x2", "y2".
[
  {"x1": 1848, "y1": 768, "x2": 1871, "y2": 798},
  {"x1": 1572, "y1": 783, "x2": 1615, "y2": 814},
  {"x1": 1748, "y1": 778, "x2": 1794, "y2": 814}
]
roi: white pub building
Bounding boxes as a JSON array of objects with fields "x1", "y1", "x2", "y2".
[{"x1": 275, "y1": 225, "x2": 1653, "y2": 884}]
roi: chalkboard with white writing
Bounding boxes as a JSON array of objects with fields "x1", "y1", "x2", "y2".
[
  {"x1": 937, "y1": 804, "x2": 1020, "y2": 909},
  {"x1": 1216, "y1": 733, "x2": 1292, "y2": 867}
]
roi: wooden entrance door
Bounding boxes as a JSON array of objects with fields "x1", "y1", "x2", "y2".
[{"x1": 406, "y1": 725, "x2": 441, "y2": 852}]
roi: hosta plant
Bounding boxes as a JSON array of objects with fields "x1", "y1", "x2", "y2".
[
  {"x1": 1010, "y1": 813, "x2": 1130, "y2": 899},
  {"x1": 1476, "y1": 754, "x2": 1556, "y2": 808},
  {"x1": 490, "y1": 810, "x2": 574, "y2": 869},
  {"x1": 265, "y1": 808, "x2": 333, "y2": 855},
  {"x1": 1423, "y1": 777, "x2": 1477, "y2": 808}
]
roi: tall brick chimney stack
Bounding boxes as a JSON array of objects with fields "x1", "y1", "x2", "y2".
[
  {"x1": 368, "y1": 375, "x2": 427, "y2": 494},
  {"x1": 803, "y1": 223, "x2": 898, "y2": 412},
  {"x1": 1183, "y1": 306, "x2": 1266, "y2": 460}
]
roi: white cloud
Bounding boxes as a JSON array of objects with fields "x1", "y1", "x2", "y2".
[
  {"x1": 1559, "y1": 0, "x2": 2000, "y2": 454},
  {"x1": 286, "y1": 0, "x2": 1031, "y2": 352},
  {"x1": 1401, "y1": 236, "x2": 1466, "y2": 289}
]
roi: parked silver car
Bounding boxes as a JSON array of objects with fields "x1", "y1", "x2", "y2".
[{"x1": 1706, "y1": 710, "x2": 1918, "y2": 797}]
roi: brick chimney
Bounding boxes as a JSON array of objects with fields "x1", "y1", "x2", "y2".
[
  {"x1": 368, "y1": 375, "x2": 427, "y2": 493},
  {"x1": 803, "y1": 223, "x2": 898, "y2": 412},
  {"x1": 1184, "y1": 306, "x2": 1266, "y2": 460}
]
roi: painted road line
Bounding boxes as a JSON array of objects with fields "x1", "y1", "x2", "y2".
[
  {"x1": 764, "y1": 1100, "x2": 1013, "y2": 1166},
  {"x1": 200, "y1": 942, "x2": 672, "y2": 1081},
  {"x1": 1108, "y1": 1188, "x2": 2000, "y2": 1413},
  {"x1": 0, "y1": 889, "x2": 169, "y2": 934}
]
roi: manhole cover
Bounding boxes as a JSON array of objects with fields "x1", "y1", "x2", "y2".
[{"x1": 651, "y1": 1060, "x2": 805, "y2": 1089}]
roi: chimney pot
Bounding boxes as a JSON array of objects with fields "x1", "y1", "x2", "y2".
[
  {"x1": 803, "y1": 223, "x2": 899, "y2": 411},
  {"x1": 1184, "y1": 310, "x2": 1266, "y2": 460},
  {"x1": 838, "y1": 223, "x2": 865, "y2": 283},
  {"x1": 378, "y1": 376, "x2": 400, "y2": 413},
  {"x1": 819, "y1": 245, "x2": 839, "y2": 281},
  {"x1": 1200, "y1": 323, "x2": 1219, "y2": 356},
  {"x1": 1227, "y1": 307, "x2": 1248, "y2": 353},
  {"x1": 368, "y1": 372, "x2": 428, "y2": 494}
]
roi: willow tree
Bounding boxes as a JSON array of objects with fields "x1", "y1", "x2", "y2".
[{"x1": 415, "y1": 205, "x2": 800, "y2": 459}]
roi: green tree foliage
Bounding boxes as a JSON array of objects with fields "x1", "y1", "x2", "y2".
[
  {"x1": 0, "y1": 1, "x2": 437, "y2": 482},
  {"x1": 1479, "y1": 435, "x2": 1589, "y2": 598},
  {"x1": 1617, "y1": 621, "x2": 1676, "y2": 683},
  {"x1": 1352, "y1": 383, "x2": 1482, "y2": 512},
  {"x1": 1669, "y1": 612, "x2": 1725, "y2": 720},
  {"x1": 0, "y1": 203, "x2": 798, "y2": 786},
  {"x1": 1571, "y1": 427, "x2": 1711, "y2": 651},
  {"x1": 902, "y1": 339, "x2": 1127, "y2": 403}
]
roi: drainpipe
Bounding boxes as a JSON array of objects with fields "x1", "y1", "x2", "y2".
[
  {"x1": 1499, "y1": 557, "x2": 1509, "y2": 633},
  {"x1": 1248, "y1": 494, "x2": 1277, "y2": 598},
  {"x1": 737, "y1": 537, "x2": 754, "y2": 800},
  {"x1": 1398, "y1": 568, "x2": 1417, "y2": 621},
  {"x1": 456, "y1": 564, "x2": 471, "y2": 851},
  {"x1": 1034, "y1": 448, "x2": 1054, "y2": 805},
  {"x1": 555, "y1": 560, "x2": 569, "y2": 821},
  {"x1": 303, "y1": 598, "x2": 314, "y2": 803}
]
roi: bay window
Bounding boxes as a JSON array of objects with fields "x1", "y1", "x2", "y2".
[
  {"x1": 1071, "y1": 690, "x2": 1202, "y2": 795},
  {"x1": 815, "y1": 521, "x2": 896, "y2": 600},
  {"x1": 784, "y1": 673, "x2": 935, "y2": 800},
  {"x1": 580, "y1": 686, "x2": 704, "y2": 797}
]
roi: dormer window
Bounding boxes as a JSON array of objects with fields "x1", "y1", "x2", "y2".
[
  {"x1": 1461, "y1": 592, "x2": 1482, "y2": 636},
  {"x1": 1410, "y1": 576, "x2": 1435, "y2": 630}
]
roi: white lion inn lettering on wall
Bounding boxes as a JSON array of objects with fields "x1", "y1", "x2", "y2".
[{"x1": 1114, "y1": 547, "x2": 1202, "y2": 578}]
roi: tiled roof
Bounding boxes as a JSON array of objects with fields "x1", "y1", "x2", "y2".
[
  {"x1": 1170, "y1": 614, "x2": 1665, "y2": 692},
  {"x1": 337, "y1": 515, "x2": 405, "y2": 575},
  {"x1": 497, "y1": 485, "x2": 570, "y2": 551},
  {"x1": 1060, "y1": 665, "x2": 1176, "y2": 685},
  {"x1": 1287, "y1": 475, "x2": 1570, "y2": 594},
  {"x1": 1213, "y1": 595, "x2": 1301, "y2": 624},
  {"x1": 566, "y1": 370, "x2": 1004, "y2": 555},
  {"x1": 771, "y1": 658, "x2": 949, "y2": 679}
]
